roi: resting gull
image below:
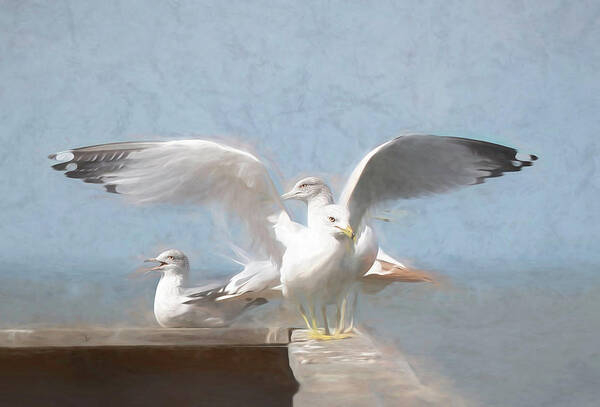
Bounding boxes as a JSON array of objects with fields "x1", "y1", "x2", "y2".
[{"x1": 143, "y1": 248, "x2": 266, "y2": 328}]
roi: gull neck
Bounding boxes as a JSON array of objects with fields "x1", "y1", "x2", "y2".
[
  {"x1": 159, "y1": 269, "x2": 189, "y2": 288},
  {"x1": 306, "y1": 190, "x2": 335, "y2": 228}
]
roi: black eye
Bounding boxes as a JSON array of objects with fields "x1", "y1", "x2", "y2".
[
  {"x1": 167, "y1": 256, "x2": 174, "y2": 261},
  {"x1": 300, "y1": 184, "x2": 308, "y2": 188},
  {"x1": 328, "y1": 216, "x2": 335, "y2": 222}
]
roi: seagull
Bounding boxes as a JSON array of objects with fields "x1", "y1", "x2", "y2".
[
  {"x1": 280, "y1": 176, "x2": 434, "y2": 288},
  {"x1": 49, "y1": 134, "x2": 537, "y2": 339},
  {"x1": 281, "y1": 176, "x2": 434, "y2": 330},
  {"x1": 278, "y1": 204, "x2": 357, "y2": 338},
  {"x1": 144, "y1": 248, "x2": 266, "y2": 328}
]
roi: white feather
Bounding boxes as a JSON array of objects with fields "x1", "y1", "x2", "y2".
[{"x1": 339, "y1": 134, "x2": 536, "y2": 229}]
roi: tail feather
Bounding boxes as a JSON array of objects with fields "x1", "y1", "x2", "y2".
[{"x1": 362, "y1": 259, "x2": 434, "y2": 283}]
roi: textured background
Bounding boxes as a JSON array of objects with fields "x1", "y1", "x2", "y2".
[{"x1": 1, "y1": 1, "x2": 598, "y2": 405}]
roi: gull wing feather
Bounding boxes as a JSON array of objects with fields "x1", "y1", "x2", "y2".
[
  {"x1": 49, "y1": 139, "x2": 290, "y2": 262},
  {"x1": 339, "y1": 134, "x2": 537, "y2": 229},
  {"x1": 217, "y1": 260, "x2": 282, "y2": 301},
  {"x1": 360, "y1": 248, "x2": 435, "y2": 294},
  {"x1": 184, "y1": 259, "x2": 283, "y2": 303},
  {"x1": 188, "y1": 213, "x2": 304, "y2": 302},
  {"x1": 180, "y1": 281, "x2": 226, "y2": 304},
  {"x1": 363, "y1": 249, "x2": 433, "y2": 283}
]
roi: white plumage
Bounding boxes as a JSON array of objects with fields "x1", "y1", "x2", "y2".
[
  {"x1": 144, "y1": 249, "x2": 266, "y2": 328},
  {"x1": 50, "y1": 134, "x2": 536, "y2": 338}
]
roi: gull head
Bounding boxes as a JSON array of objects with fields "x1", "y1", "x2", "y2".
[
  {"x1": 318, "y1": 205, "x2": 355, "y2": 242},
  {"x1": 281, "y1": 177, "x2": 332, "y2": 202},
  {"x1": 145, "y1": 249, "x2": 189, "y2": 275}
]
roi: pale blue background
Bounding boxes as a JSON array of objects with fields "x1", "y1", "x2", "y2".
[{"x1": 1, "y1": 1, "x2": 599, "y2": 406}]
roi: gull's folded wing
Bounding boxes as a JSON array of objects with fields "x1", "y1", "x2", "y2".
[
  {"x1": 339, "y1": 135, "x2": 537, "y2": 229},
  {"x1": 49, "y1": 139, "x2": 290, "y2": 262},
  {"x1": 216, "y1": 259, "x2": 283, "y2": 301},
  {"x1": 180, "y1": 281, "x2": 226, "y2": 304},
  {"x1": 184, "y1": 259, "x2": 282, "y2": 303}
]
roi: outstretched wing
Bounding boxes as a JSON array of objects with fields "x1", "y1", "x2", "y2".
[
  {"x1": 339, "y1": 135, "x2": 537, "y2": 229},
  {"x1": 49, "y1": 139, "x2": 290, "y2": 262}
]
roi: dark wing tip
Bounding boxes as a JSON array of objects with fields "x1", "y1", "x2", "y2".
[
  {"x1": 51, "y1": 162, "x2": 70, "y2": 171},
  {"x1": 253, "y1": 297, "x2": 268, "y2": 306},
  {"x1": 104, "y1": 184, "x2": 119, "y2": 194},
  {"x1": 83, "y1": 178, "x2": 104, "y2": 184},
  {"x1": 242, "y1": 297, "x2": 268, "y2": 310},
  {"x1": 182, "y1": 287, "x2": 227, "y2": 304}
]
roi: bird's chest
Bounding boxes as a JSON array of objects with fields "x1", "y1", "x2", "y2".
[
  {"x1": 281, "y1": 234, "x2": 351, "y2": 289},
  {"x1": 154, "y1": 280, "x2": 187, "y2": 326}
]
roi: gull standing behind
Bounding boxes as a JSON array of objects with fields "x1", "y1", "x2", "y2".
[
  {"x1": 192, "y1": 135, "x2": 536, "y2": 336},
  {"x1": 280, "y1": 135, "x2": 536, "y2": 332},
  {"x1": 144, "y1": 249, "x2": 266, "y2": 328}
]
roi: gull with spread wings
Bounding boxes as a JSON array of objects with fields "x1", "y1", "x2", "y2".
[
  {"x1": 50, "y1": 135, "x2": 536, "y2": 339},
  {"x1": 215, "y1": 135, "x2": 537, "y2": 334}
]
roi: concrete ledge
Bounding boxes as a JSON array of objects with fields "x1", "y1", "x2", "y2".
[
  {"x1": 288, "y1": 329, "x2": 445, "y2": 406},
  {"x1": 0, "y1": 327, "x2": 451, "y2": 406},
  {"x1": 0, "y1": 327, "x2": 297, "y2": 406},
  {"x1": 0, "y1": 327, "x2": 290, "y2": 347}
]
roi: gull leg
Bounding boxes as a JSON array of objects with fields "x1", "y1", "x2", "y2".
[
  {"x1": 336, "y1": 296, "x2": 347, "y2": 334},
  {"x1": 308, "y1": 303, "x2": 318, "y2": 330},
  {"x1": 344, "y1": 291, "x2": 359, "y2": 333},
  {"x1": 306, "y1": 301, "x2": 339, "y2": 341},
  {"x1": 321, "y1": 306, "x2": 331, "y2": 336},
  {"x1": 304, "y1": 300, "x2": 330, "y2": 339},
  {"x1": 298, "y1": 304, "x2": 312, "y2": 330},
  {"x1": 332, "y1": 296, "x2": 352, "y2": 340},
  {"x1": 335, "y1": 302, "x2": 342, "y2": 333},
  {"x1": 309, "y1": 311, "x2": 336, "y2": 341}
]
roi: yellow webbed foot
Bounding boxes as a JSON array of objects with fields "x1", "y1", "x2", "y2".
[
  {"x1": 308, "y1": 330, "x2": 336, "y2": 341},
  {"x1": 307, "y1": 329, "x2": 353, "y2": 341},
  {"x1": 332, "y1": 331, "x2": 353, "y2": 340}
]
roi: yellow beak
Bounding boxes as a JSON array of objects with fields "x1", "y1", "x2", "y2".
[{"x1": 337, "y1": 225, "x2": 356, "y2": 242}]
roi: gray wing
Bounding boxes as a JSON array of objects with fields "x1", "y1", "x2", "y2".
[
  {"x1": 182, "y1": 274, "x2": 272, "y2": 309},
  {"x1": 339, "y1": 135, "x2": 537, "y2": 229},
  {"x1": 216, "y1": 259, "x2": 282, "y2": 301},
  {"x1": 49, "y1": 141, "x2": 159, "y2": 190},
  {"x1": 49, "y1": 139, "x2": 291, "y2": 262},
  {"x1": 184, "y1": 259, "x2": 282, "y2": 304},
  {"x1": 181, "y1": 281, "x2": 226, "y2": 300}
]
